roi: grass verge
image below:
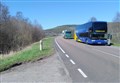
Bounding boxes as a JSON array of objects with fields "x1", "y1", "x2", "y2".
[
  {"x1": 112, "y1": 43, "x2": 120, "y2": 47},
  {"x1": 0, "y1": 37, "x2": 54, "y2": 72}
]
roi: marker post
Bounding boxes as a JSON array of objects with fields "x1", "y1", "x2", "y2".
[{"x1": 40, "y1": 40, "x2": 43, "y2": 51}]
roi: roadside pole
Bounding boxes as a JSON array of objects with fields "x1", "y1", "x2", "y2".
[{"x1": 40, "y1": 40, "x2": 43, "y2": 51}]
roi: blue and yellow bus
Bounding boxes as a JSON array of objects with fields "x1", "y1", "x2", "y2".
[{"x1": 74, "y1": 21, "x2": 108, "y2": 45}]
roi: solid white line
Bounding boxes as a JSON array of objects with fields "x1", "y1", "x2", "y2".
[
  {"x1": 78, "y1": 69, "x2": 88, "y2": 78},
  {"x1": 70, "y1": 59, "x2": 75, "y2": 64},
  {"x1": 55, "y1": 39, "x2": 65, "y2": 53},
  {"x1": 93, "y1": 49, "x2": 120, "y2": 59},
  {"x1": 65, "y1": 54, "x2": 69, "y2": 58}
]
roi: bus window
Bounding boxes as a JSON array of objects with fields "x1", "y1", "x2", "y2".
[{"x1": 91, "y1": 34, "x2": 106, "y2": 40}]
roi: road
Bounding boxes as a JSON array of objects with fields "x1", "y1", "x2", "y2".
[{"x1": 55, "y1": 36, "x2": 120, "y2": 83}]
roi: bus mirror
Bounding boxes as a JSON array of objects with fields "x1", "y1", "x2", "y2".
[
  {"x1": 107, "y1": 34, "x2": 112, "y2": 39},
  {"x1": 110, "y1": 34, "x2": 112, "y2": 39}
]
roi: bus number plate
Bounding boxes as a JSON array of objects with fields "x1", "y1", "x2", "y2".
[{"x1": 98, "y1": 42, "x2": 101, "y2": 44}]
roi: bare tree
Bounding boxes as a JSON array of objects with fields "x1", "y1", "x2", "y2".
[
  {"x1": 89, "y1": 17, "x2": 97, "y2": 22},
  {"x1": 0, "y1": 3, "x2": 11, "y2": 54},
  {"x1": 113, "y1": 12, "x2": 120, "y2": 22},
  {"x1": 0, "y1": 3, "x2": 45, "y2": 54}
]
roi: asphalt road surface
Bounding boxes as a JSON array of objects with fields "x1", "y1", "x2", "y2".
[{"x1": 55, "y1": 36, "x2": 120, "y2": 83}]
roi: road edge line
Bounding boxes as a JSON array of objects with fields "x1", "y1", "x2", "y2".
[{"x1": 55, "y1": 39, "x2": 65, "y2": 53}]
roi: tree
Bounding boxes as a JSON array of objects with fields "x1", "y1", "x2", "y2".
[
  {"x1": 0, "y1": 3, "x2": 45, "y2": 54},
  {"x1": 16, "y1": 11, "x2": 24, "y2": 21},
  {"x1": 89, "y1": 17, "x2": 97, "y2": 22},
  {"x1": 0, "y1": 3, "x2": 10, "y2": 23},
  {"x1": 113, "y1": 12, "x2": 120, "y2": 22},
  {"x1": 0, "y1": 3, "x2": 11, "y2": 54}
]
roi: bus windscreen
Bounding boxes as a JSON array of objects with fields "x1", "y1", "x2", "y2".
[
  {"x1": 93, "y1": 22, "x2": 107, "y2": 32},
  {"x1": 66, "y1": 31, "x2": 71, "y2": 34}
]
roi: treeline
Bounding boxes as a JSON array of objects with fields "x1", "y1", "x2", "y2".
[
  {"x1": 107, "y1": 22, "x2": 120, "y2": 44},
  {"x1": 45, "y1": 25, "x2": 77, "y2": 36},
  {"x1": 0, "y1": 3, "x2": 45, "y2": 54}
]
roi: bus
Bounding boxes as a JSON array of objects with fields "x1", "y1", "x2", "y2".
[
  {"x1": 63, "y1": 30, "x2": 73, "y2": 39},
  {"x1": 74, "y1": 21, "x2": 108, "y2": 45}
]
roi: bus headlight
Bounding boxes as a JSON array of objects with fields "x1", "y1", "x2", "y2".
[
  {"x1": 92, "y1": 40, "x2": 95, "y2": 42},
  {"x1": 104, "y1": 40, "x2": 107, "y2": 42}
]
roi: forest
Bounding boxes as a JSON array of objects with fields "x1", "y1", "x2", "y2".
[{"x1": 0, "y1": 3, "x2": 45, "y2": 54}]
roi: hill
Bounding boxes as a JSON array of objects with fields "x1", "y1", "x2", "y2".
[{"x1": 45, "y1": 25, "x2": 77, "y2": 36}]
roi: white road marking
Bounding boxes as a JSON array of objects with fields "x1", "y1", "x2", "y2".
[
  {"x1": 55, "y1": 39, "x2": 65, "y2": 53},
  {"x1": 93, "y1": 49, "x2": 120, "y2": 59},
  {"x1": 70, "y1": 59, "x2": 75, "y2": 64},
  {"x1": 65, "y1": 54, "x2": 69, "y2": 58},
  {"x1": 78, "y1": 69, "x2": 88, "y2": 78}
]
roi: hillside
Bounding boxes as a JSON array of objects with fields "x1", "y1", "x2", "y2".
[{"x1": 45, "y1": 25, "x2": 77, "y2": 36}]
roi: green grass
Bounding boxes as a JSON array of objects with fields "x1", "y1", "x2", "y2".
[
  {"x1": 0, "y1": 37, "x2": 54, "y2": 72},
  {"x1": 112, "y1": 43, "x2": 120, "y2": 47}
]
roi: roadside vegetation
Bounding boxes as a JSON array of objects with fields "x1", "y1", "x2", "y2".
[
  {"x1": 113, "y1": 43, "x2": 120, "y2": 47},
  {"x1": 0, "y1": 3, "x2": 45, "y2": 54},
  {"x1": 107, "y1": 22, "x2": 120, "y2": 45},
  {"x1": 0, "y1": 37, "x2": 54, "y2": 72}
]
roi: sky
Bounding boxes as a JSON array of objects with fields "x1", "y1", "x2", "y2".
[{"x1": 1, "y1": 0, "x2": 120, "y2": 29}]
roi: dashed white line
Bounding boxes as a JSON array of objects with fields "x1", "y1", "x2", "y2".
[
  {"x1": 93, "y1": 49, "x2": 120, "y2": 59},
  {"x1": 55, "y1": 39, "x2": 88, "y2": 78},
  {"x1": 55, "y1": 39, "x2": 65, "y2": 53},
  {"x1": 70, "y1": 59, "x2": 75, "y2": 64},
  {"x1": 78, "y1": 69, "x2": 88, "y2": 78},
  {"x1": 65, "y1": 54, "x2": 69, "y2": 58}
]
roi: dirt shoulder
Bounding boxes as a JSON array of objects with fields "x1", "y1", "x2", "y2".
[{"x1": 0, "y1": 52, "x2": 72, "y2": 83}]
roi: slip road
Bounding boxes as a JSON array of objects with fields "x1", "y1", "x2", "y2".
[{"x1": 55, "y1": 36, "x2": 120, "y2": 83}]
